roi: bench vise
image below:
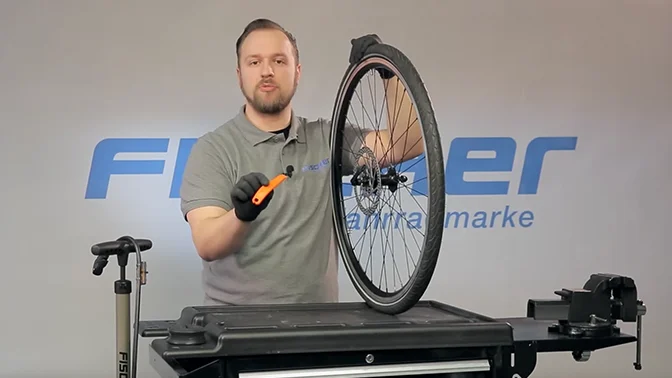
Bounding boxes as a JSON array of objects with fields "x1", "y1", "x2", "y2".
[{"x1": 526, "y1": 273, "x2": 647, "y2": 369}]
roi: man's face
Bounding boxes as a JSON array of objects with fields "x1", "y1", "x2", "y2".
[{"x1": 237, "y1": 29, "x2": 300, "y2": 115}]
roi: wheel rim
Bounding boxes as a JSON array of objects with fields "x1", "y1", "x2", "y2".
[{"x1": 330, "y1": 53, "x2": 435, "y2": 307}]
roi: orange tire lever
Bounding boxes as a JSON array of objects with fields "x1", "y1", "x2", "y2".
[{"x1": 252, "y1": 165, "x2": 294, "y2": 205}]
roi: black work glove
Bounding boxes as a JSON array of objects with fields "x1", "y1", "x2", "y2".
[
  {"x1": 230, "y1": 172, "x2": 273, "y2": 222},
  {"x1": 349, "y1": 34, "x2": 395, "y2": 79}
]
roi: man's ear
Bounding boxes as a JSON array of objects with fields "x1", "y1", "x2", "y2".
[{"x1": 295, "y1": 63, "x2": 301, "y2": 82}]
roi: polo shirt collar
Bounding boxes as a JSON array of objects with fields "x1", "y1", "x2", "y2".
[{"x1": 233, "y1": 105, "x2": 304, "y2": 146}]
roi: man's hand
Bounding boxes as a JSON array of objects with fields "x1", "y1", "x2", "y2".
[
  {"x1": 349, "y1": 34, "x2": 395, "y2": 79},
  {"x1": 231, "y1": 172, "x2": 273, "y2": 222}
]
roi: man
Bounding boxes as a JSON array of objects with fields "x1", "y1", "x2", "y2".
[{"x1": 180, "y1": 18, "x2": 423, "y2": 305}]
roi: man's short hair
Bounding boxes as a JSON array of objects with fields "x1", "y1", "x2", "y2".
[{"x1": 235, "y1": 18, "x2": 299, "y2": 65}]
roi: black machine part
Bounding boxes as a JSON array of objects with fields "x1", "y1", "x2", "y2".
[
  {"x1": 526, "y1": 273, "x2": 647, "y2": 370},
  {"x1": 135, "y1": 273, "x2": 645, "y2": 378},
  {"x1": 88, "y1": 233, "x2": 646, "y2": 378},
  {"x1": 91, "y1": 236, "x2": 152, "y2": 378}
]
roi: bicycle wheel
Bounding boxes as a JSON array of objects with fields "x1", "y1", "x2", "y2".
[{"x1": 329, "y1": 42, "x2": 445, "y2": 315}]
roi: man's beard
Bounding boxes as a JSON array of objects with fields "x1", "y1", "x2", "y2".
[{"x1": 243, "y1": 80, "x2": 297, "y2": 115}]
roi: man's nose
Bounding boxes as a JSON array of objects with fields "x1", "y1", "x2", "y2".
[{"x1": 261, "y1": 61, "x2": 274, "y2": 76}]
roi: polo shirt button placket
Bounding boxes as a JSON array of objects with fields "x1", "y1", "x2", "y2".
[{"x1": 279, "y1": 144, "x2": 287, "y2": 174}]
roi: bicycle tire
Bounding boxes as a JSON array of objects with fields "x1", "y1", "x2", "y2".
[{"x1": 329, "y1": 42, "x2": 445, "y2": 315}]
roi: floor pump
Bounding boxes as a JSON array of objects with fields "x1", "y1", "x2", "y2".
[{"x1": 91, "y1": 236, "x2": 152, "y2": 378}]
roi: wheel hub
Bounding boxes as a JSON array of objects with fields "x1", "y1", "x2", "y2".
[{"x1": 350, "y1": 146, "x2": 408, "y2": 216}]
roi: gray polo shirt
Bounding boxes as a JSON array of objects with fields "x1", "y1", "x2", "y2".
[{"x1": 180, "y1": 106, "x2": 364, "y2": 305}]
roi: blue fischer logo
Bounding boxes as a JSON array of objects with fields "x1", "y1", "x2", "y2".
[
  {"x1": 302, "y1": 158, "x2": 329, "y2": 172},
  {"x1": 85, "y1": 136, "x2": 577, "y2": 229}
]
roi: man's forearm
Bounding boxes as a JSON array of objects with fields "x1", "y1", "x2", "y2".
[
  {"x1": 361, "y1": 77, "x2": 424, "y2": 168},
  {"x1": 384, "y1": 77, "x2": 423, "y2": 164},
  {"x1": 191, "y1": 210, "x2": 251, "y2": 261}
]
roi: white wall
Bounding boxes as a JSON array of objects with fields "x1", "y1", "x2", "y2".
[{"x1": 1, "y1": 1, "x2": 670, "y2": 377}]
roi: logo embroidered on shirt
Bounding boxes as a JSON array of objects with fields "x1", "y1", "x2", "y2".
[{"x1": 302, "y1": 158, "x2": 329, "y2": 172}]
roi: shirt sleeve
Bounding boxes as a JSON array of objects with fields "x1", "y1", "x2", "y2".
[
  {"x1": 320, "y1": 118, "x2": 373, "y2": 176},
  {"x1": 180, "y1": 134, "x2": 235, "y2": 220}
]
